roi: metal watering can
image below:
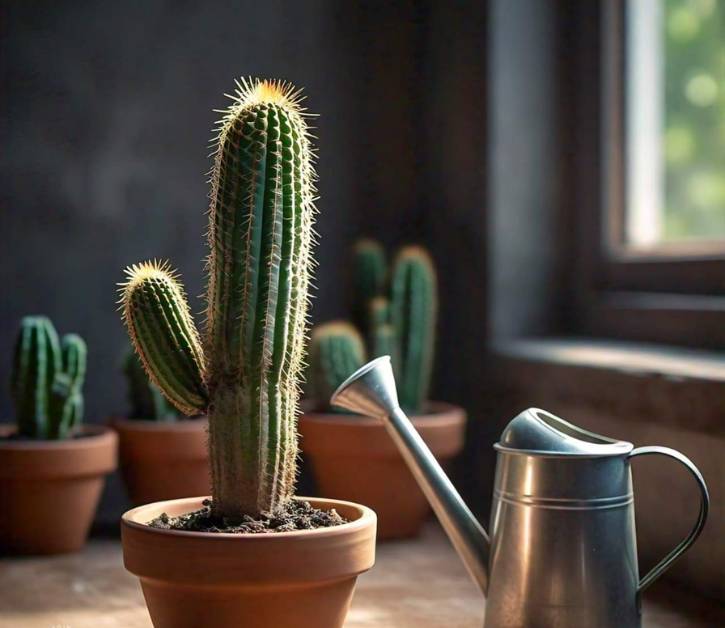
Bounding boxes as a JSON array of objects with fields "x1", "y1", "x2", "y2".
[{"x1": 331, "y1": 357, "x2": 710, "y2": 628}]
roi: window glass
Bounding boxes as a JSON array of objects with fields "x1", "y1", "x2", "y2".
[{"x1": 626, "y1": 0, "x2": 725, "y2": 248}]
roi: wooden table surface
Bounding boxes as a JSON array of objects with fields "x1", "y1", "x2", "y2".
[{"x1": 1, "y1": 523, "x2": 722, "y2": 627}]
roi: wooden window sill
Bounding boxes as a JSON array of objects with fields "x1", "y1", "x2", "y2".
[
  {"x1": 1, "y1": 525, "x2": 722, "y2": 627},
  {"x1": 491, "y1": 337, "x2": 725, "y2": 437}
]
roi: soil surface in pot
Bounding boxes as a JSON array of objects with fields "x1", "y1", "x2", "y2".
[{"x1": 149, "y1": 498, "x2": 349, "y2": 533}]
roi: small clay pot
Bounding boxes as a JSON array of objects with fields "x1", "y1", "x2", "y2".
[
  {"x1": 0, "y1": 424, "x2": 117, "y2": 555},
  {"x1": 300, "y1": 402, "x2": 466, "y2": 539},
  {"x1": 122, "y1": 496, "x2": 376, "y2": 628},
  {"x1": 113, "y1": 417, "x2": 210, "y2": 505}
]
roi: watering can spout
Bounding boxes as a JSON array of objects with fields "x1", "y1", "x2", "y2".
[{"x1": 331, "y1": 356, "x2": 490, "y2": 594}]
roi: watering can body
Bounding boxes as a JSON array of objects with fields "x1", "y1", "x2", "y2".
[
  {"x1": 487, "y1": 447, "x2": 639, "y2": 627},
  {"x1": 332, "y1": 357, "x2": 709, "y2": 628}
]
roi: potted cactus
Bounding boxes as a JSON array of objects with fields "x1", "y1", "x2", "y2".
[
  {"x1": 113, "y1": 350, "x2": 210, "y2": 504},
  {"x1": 0, "y1": 316, "x2": 117, "y2": 554},
  {"x1": 118, "y1": 79, "x2": 375, "y2": 628},
  {"x1": 301, "y1": 242, "x2": 466, "y2": 539}
]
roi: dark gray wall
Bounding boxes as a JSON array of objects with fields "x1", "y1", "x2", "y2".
[
  {"x1": 488, "y1": 0, "x2": 563, "y2": 340},
  {"x1": 0, "y1": 1, "x2": 491, "y2": 522},
  {"x1": 0, "y1": 0, "x2": 363, "y2": 424}
]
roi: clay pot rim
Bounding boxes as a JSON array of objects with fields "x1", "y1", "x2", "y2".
[
  {"x1": 0, "y1": 424, "x2": 117, "y2": 479},
  {"x1": 0, "y1": 423, "x2": 115, "y2": 450},
  {"x1": 301, "y1": 400, "x2": 465, "y2": 426},
  {"x1": 122, "y1": 496, "x2": 376, "y2": 587},
  {"x1": 122, "y1": 495, "x2": 376, "y2": 541},
  {"x1": 112, "y1": 416, "x2": 207, "y2": 432}
]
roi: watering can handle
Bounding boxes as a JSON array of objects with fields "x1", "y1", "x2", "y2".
[{"x1": 628, "y1": 446, "x2": 709, "y2": 594}]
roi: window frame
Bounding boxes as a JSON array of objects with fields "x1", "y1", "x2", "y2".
[{"x1": 570, "y1": 0, "x2": 725, "y2": 349}]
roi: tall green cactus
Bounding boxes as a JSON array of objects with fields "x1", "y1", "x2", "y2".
[
  {"x1": 352, "y1": 239, "x2": 387, "y2": 330},
  {"x1": 11, "y1": 316, "x2": 87, "y2": 439},
  {"x1": 123, "y1": 351, "x2": 180, "y2": 421},
  {"x1": 308, "y1": 322, "x2": 366, "y2": 408},
  {"x1": 120, "y1": 78, "x2": 315, "y2": 519},
  {"x1": 390, "y1": 246, "x2": 437, "y2": 413}
]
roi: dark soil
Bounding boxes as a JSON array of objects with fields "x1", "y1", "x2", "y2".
[{"x1": 148, "y1": 499, "x2": 349, "y2": 534}]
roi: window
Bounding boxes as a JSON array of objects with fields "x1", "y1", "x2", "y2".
[
  {"x1": 573, "y1": 0, "x2": 725, "y2": 348},
  {"x1": 625, "y1": 0, "x2": 725, "y2": 251}
]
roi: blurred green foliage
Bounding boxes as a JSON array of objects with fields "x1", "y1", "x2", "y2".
[{"x1": 663, "y1": 0, "x2": 725, "y2": 240}]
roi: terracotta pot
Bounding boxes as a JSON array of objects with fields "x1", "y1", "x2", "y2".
[
  {"x1": 300, "y1": 402, "x2": 466, "y2": 539},
  {"x1": 122, "y1": 496, "x2": 376, "y2": 628},
  {"x1": 0, "y1": 424, "x2": 117, "y2": 555},
  {"x1": 113, "y1": 417, "x2": 210, "y2": 505}
]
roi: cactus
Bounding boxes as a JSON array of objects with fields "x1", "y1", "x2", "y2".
[
  {"x1": 370, "y1": 322, "x2": 399, "y2": 365},
  {"x1": 367, "y1": 297, "x2": 399, "y2": 363},
  {"x1": 11, "y1": 316, "x2": 87, "y2": 439},
  {"x1": 123, "y1": 350, "x2": 180, "y2": 421},
  {"x1": 308, "y1": 244, "x2": 438, "y2": 413},
  {"x1": 367, "y1": 295, "x2": 390, "y2": 337},
  {"x1": 352, "y1": 239, "x2": 386, "y2": 330},
  {"x1": 308, "y1": 322, "x2": 366, "y2": 408},
  {"x1": 389, "y1": 246, "x2": 437, "y2": 413},
  {"x1": 120, "y1": 78, "x2": 315, "y2": 519}
]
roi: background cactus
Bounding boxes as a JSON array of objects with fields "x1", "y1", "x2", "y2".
[
  {"x1": 123, "y1": 350, "x2": 180, "y2": 421},
  {"x1": 390, "y1": 246, "x2": 437, "y2": 412},
  {"x1": 352, "y1": 239, "x2": 387, "y2": 330},
  {"x1": 11, "y1": 316, "x2": 87, "y2": 439},
  {"x1": 309, "y1": 241, "x2": 437, "y2": 414},
  {"x1": 120, "y1": 78, "x2": 315, "y2": 519},
  {"x1": 367, "y1": 296, "x2": 390, "y2": 338},
  {"x1": 308, "y1": 322, "x2": 366, "y2": 409},
  {"x1": 370, "y1": 322, "x2": 399, "y2": 369}
]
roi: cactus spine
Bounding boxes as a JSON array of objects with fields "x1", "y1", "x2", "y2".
[
  {"x1": 390, "y1": 246, "x2": 437, "y2": 413},
  {"x1": 120, "y1": 78, "x2": 315, "y2": 519},
  {"x1": 11, "y1": 316, "x2": 87, "y2": 439},
  {"x1": 123, "y1": 351, "x2": 179, "y2": 421},
  {"x1": 309, "y1": 322, "x2": 366, "y2": 407}
]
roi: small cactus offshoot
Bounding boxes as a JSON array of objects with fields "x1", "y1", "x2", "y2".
[
  {"x1": 309, "y1": 241, "x2": 437, "y2": 414},
  {"x1": 119, "y1": 78, "x2": 316, "y2": 519},
  {"x1": 308, "y1": 322, "x2": 366, "y2": 409},
  {"x1": 123, "y1": 350, "x2": 180, "y2": 421},
  {"x1": 11, "y1": 316, "x2": 87, "y2": 439}
]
